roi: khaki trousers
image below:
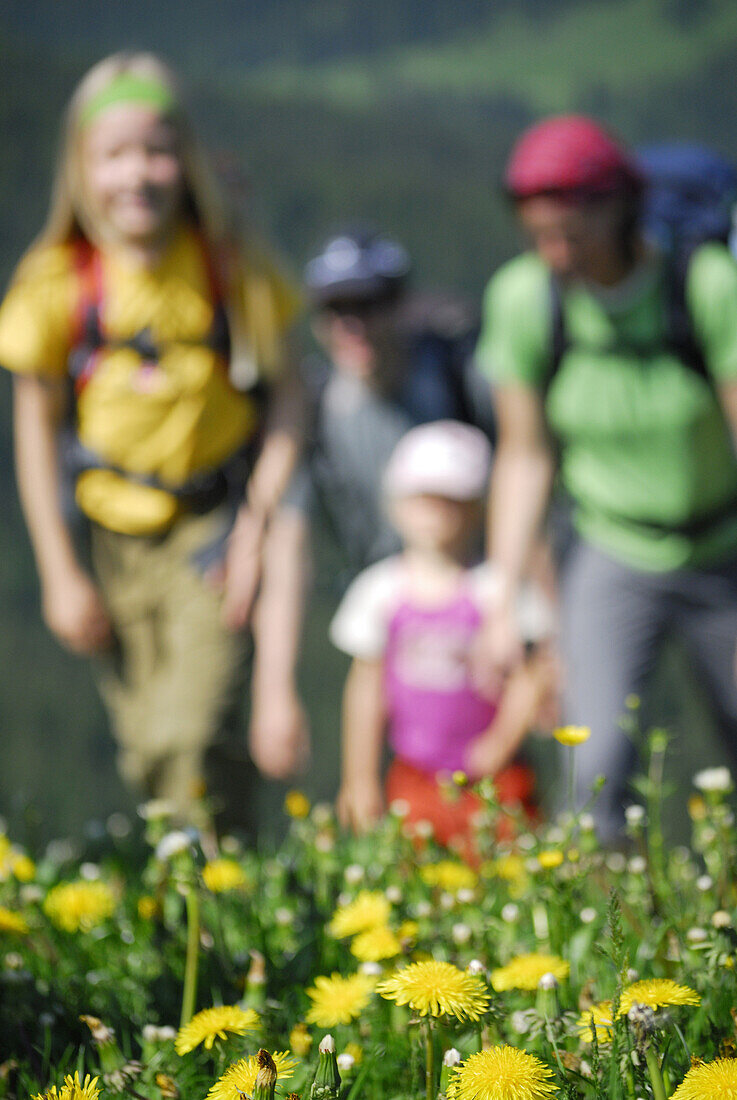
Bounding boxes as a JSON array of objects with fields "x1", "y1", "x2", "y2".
[{"x1": 91, "y1": 508, "x2": 248, "y2": 817}]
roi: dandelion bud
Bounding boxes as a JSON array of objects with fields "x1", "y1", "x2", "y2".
[
  {"x1": 624, "y1": 805, "x2": 646, "y2": 829},
  {"x1": 253, "y1": 1049, "x2": 277, "y2": 1100},
  {"x1": 501, "y1": 903, "x2": 519, "y2": 924},
  {"x1": 693, "y1": 767, "x2": 733, "y2": 794},
  {"x1": 310, "y1": 1034, "x2": 341, "y2": 1100},
  {"x1": 686, "y1": 927, "x2": 708, "y2": 943},
  {"x1": 712, "y1": 911, "x2": 731, "y2": 928},
  {"x1": 336, "y1": 1053, "x2": 355, "y2": 1074},
  {"x1": 536, "y1": 972, "x2": 560, "y2": 1018},
  {"x1": 344, "y1": 864, "x2": 365, "y2": 886},
  {"x1": 467, "y1": 959, "x2": 486, "y2": 977},
  {"x1": 696, "y1": 874, "x2": 714, "y2": 891},
  {"x1": 451, "y1": 922, "x2": 472, "y2": 945},
  {"x1": 439, "y1": 1048, "x2": 462, "y2": 1098},
  {"x1": 385, "y1": 885, "x2": 402, "y2": 904}
]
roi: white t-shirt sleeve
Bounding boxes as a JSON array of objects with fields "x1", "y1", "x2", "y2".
[
  {"x1": 469, "y1": 561, "x2": 555, "y2": 644},
  {"x1": 329, "y1": 556, "x2": 404, "y2": 660}
]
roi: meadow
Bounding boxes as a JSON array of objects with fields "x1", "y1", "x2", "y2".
[{"x1": 2, "y1": 727, "x2": 736, "y2": 1099}]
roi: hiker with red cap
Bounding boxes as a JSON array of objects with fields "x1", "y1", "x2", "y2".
[{"x1": 475, "y1": 114, "x2": 737, "y2": 840}]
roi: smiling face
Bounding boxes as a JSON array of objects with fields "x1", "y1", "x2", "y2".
[{"x1": 80, "y1": 102, "x2": 183, "y2": 251}]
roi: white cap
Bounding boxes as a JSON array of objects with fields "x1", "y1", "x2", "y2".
[{"x1": 383, "y1": 420, "x2": 492, "y2": 501}]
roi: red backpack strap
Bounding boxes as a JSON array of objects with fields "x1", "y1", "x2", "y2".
[{"x1": 70, "y1": 238, "x2": 105, "y2": 395}]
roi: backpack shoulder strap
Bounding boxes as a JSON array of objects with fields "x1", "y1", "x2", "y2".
[
  {"x1": 69, "y1": 239, "x2": 105, "y2": 393},
  {"x1": 662, "y1": 247, "x2": 709, "y2": 380},
  {"x1": 547, "y1": 274, "x2": 568, "y2": 386}
]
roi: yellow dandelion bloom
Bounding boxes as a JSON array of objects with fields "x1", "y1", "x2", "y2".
[
  {"x1": 350, "y1": 924, "x2": 402, "y2": 962},
  {"x1": 137, "y1": 896, "x2": 160, "y2": 920},
  {"x1": 175, "y1": 1005, "x2": 259, "y2": 1054},
  {"x1": 398, "y1": 920, "x2": 419, "y2": 945},
  {"x1": 0, "y1": 906, "x2": 29, "y2": 935},
  {"x1": 206, "y1": 1052, "x2": 297, "y2": 1100},
  {"x1": 420, "y1": 861, "x2": 478, "y2": 893},
  {"x1": 377, "y1": 960, "x2": 489, "y2": 1021},
  {"x1": 670, "y1": 1057, "x2": 737, "y2": 1099},
  {"x1": 537, "y1": 850, "x2": 564, "y2": 870},
  {"x1": 344, "y1": 1041, "x2": 363, "y2": 1065},
  {"x1": 484, "y1": 855, "x2": 526, "y2": 883},
  {"x1": 491, "y1": 954, "x2": 570, "y2": 992},
  {"x1": 10, "y1": 853, "x2": 35, "y2": 881},
  {"x1": 43, "y1": 881, "x2": 115, "y2": 933},
  {"x1": 305, "y1": 972, "x2": 376, "y2": 1027},
  {"x1": 284, "y1": 790, "x2": 310, "y2": 818},
  {"x1": 447, "y1": 1046, "x2": 557, "y2": 1100},
  {"x1": 688, "y1": 795, "x2": 707, "y2": 822},
  {"x1": 34, "y1": 1074, "x2": 100, "y2": 1100},
  {"x1": 553, "y1": 725, "x2": 591, "y2": 746},
  {"x1": 577, "y1": 1001, "x2": 614, "y2": 1044},
  {"x1": 618, "y1": 979, "x2": 700, "y2": 1015},
  {"x1": 288, "y1": 1022, "x2": 313, "y2": 1056},
  {"x1": 328, "y1": 891, "x2": 391, "y2": 938},
  {"x1": 202, "y1": 859, "x2": 248, "y2": 893}
]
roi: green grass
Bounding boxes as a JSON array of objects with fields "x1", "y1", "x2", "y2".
[{"x1": 245, "y1": 0, "x2": 737, "y2": 113}]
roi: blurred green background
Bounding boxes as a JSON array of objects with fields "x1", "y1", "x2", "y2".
[{"x1": 1, "y1": 0, "x2": 736, "y2": 847}]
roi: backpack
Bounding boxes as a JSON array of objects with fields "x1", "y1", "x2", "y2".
[{"x1": 549, "y1": 143, "x2": 737, "y2": 382}]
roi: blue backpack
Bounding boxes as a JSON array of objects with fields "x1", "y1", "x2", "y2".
[{"x1": 549, "y1": 143, "x2": 737, "y2": 381}]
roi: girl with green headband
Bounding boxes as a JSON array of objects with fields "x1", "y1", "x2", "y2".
[{"x1": 0, "y1": 52, "x2": 309, "y2": 828}]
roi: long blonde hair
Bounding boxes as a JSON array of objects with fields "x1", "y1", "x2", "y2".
[{"x1": 36, "y1": 51, "x2": 231, "y2": 253}]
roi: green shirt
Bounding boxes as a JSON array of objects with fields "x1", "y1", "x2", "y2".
[{"x1": 476, "y1": 244, "x2": 737, "y2": 570}]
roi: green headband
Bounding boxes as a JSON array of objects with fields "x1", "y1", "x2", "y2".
[{"x1": 80, "y1": 72, "x2": 178, "y2": 126}]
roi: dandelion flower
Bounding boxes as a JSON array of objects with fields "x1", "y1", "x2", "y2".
[
  {"x1": 537, "y1": 851, "x2": 564, "y2": 870},
  {"x1": 288, "y1": 1022, "x2": 313, "y2": 1056},
  {"x1": 43, "y1": 881, "x2": 115, "y2": 933},
  {"x1": 202, "y1": 859, "x2": 248, "y2": 893},
  {"x1": 377, "y1": 960, "x2": 489, "y2": 1021},
  {"x1": 350, "y1": 925, "x2": 402, "y2": 962},
  {"x1": 447, "y1": 1046, "x2": 557, "y2": 1100},
  {"x1": 420, "y1": 861, "x2": 478, "y2": 893},
  {"x1": 491, "y1": 954, "x2": 569, "y2": 992},
  {"x1": 0, "y1": 907, "x2": 29, "y2": 935},
  {"x1": 553, "y1": 726, "x2": 591, "y2": 746},
  {"x1": 175, "y1": 1005, "x2": 259, "y2": 1054},
  {"x1": 305, "y1": 972, "x2": 376, "y2": 1028},
  {"x1": 34, "y1": 1074, "x2": 100, "y2": 1100},
  {"x1": 618, "y1": 979, "x2": 700, "y2": 1015},
  {"x1": 206, "y1": 1052, "x2": 297, "y2": 1100},
  {"x1": 284, "y1": 790, "x2": 310, "y2": 818},
  {"x1": 670, "y1": 1058, "x2": 737, "y2": 1098},
  {"x1": 577, "y1": 1001, "x2": 613, "y2": 1044},
  {"x1": 328, "y1": 891, "x2": 391, "y2": 938}
]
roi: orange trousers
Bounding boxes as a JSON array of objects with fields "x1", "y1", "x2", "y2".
[{"x1": 385, "y1": 757, "x2": 537, "y2": 861}]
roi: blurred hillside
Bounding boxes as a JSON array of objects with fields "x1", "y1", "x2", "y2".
[{"x1": 1, "y1": 0, "x2": 736, "y2": 843}]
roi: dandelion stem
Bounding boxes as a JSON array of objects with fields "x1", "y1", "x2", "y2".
[
  {"x1": 180, "y1": 886, "x2": 200, "y2": 1028},
  {"x1": 645, "y1": 1047, "x2": 667, "y2": 1100},
  {"x1": 425, "y1": 1018, "x2": 435, "y2": 1100}
]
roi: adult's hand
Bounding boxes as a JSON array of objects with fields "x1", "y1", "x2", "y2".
[
  {"x1": 470, "y1": 601, "x2": 524, "y2": 698},
  {"x1": 249, "y1": 687, "x2": 310, "y2": 780},
  {"x1": 42, "y1": 566, "x2": 112, "y2": 654}
]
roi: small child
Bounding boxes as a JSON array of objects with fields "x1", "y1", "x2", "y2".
[{"x1": 331, "y1": 420, "x2": 554, "y2": 854}]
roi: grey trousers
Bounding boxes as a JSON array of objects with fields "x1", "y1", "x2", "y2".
[{"x1": 559, "y1": 538, "x2": 737, "y2": 840}]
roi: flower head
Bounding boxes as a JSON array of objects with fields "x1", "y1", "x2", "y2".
[
  {"x1": 43, "y1": 881, "x2": 115, "y2": 933},
  {"x1": 537, "y1": 851, "x2": 564, "y2": 870},
  {"x1": 447, "y1": 1046, "x2": 557, "y2": 1100},
  {"x1": 350, "y1": 925, "x2": 402, "y2": 962},
  {"x1": 670, "y1": 1058, "x2": 737, "y2": 1099},
  {"x1": 0, "y1": 906, "x2": 29, "y2": 935},
  {"x1": 693, "y1": 767, "x2": 733, "y2": 794},
  {"x1": 34, "y1": 1075, "x2": 100, "y2": 1100},
  {"x1": 491, "y1": 954, "x2": 569, "y2": 992},
  {"x1": 206, "y1": 1052, "x2": 297, "y2": 1100},
  {"x1": 284, "y1": 790, "x2": 310, "y2": 818},
  {"x1": 328, "y1": 891, "x2": 391, "y2": 938},
  {"x1": 202, "y1": 859, "x2": 249, "y2": 893},
  {"x1": 577, "y1": 1001, "x2": 613, "y2": 1044},
  {"x1": 420, "y1": 861, "x2": 478, "y2": 893},
  {"x1": 175, "y1": 1005, "x2": 259, "y2": 1054},
  {"x1": 618, "y1": 979, "x2": 700, "y2": 1015},
  {"x1": 377, "y1": 960, "x2": 489, "y2": 1021},
  {"x1": 553, "y1": 725, "x2": 591, "y2": 746},
  {"x1": 305, "y1": 972, "x2": 376, "y2": 1028}
]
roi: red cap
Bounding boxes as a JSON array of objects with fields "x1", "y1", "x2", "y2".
[{"x1": 505, "y1": 115, "x2": 642, "y2": 201}]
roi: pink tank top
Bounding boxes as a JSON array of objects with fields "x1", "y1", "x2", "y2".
[{"x1": 383, "y1": 588, "x2": 498, "y2": 775}]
